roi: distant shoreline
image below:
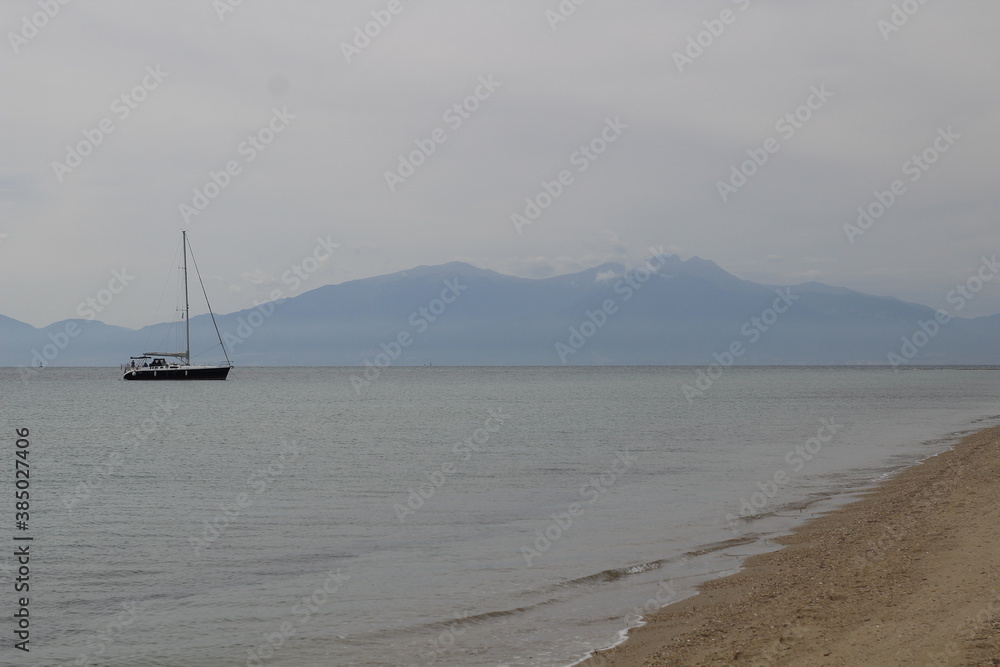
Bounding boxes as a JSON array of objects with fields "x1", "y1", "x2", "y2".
[{"x1": 584, "y1": 423, "x2": 1000, "y2": 665}]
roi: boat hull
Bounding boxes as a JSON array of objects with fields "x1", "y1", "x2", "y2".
[{"x1": 123, "y1": 366, "x2": 231, "y2": 381}]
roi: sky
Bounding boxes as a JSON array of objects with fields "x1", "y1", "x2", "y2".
[{"x1": 2, "y1": 0, "x2": 999, "y2": 329}]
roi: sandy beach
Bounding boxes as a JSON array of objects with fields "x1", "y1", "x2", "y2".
[{"x1": 584, "y1": 424, "x2": 1000, "y2": 666}]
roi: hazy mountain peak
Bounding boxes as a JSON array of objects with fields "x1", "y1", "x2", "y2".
[{"x1": 4, "y1": 254, "x2": 1000, "y2": 367}]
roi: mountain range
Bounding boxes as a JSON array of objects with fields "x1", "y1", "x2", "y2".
[{"x1": 4, "y1": 255, "x2": 1000, "y2": 368}]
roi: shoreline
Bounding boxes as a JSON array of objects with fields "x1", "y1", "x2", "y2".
[{"x1": 582, "y1": 423, "x2": 1000, "y2": 666}]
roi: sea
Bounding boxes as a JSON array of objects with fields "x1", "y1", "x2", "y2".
[{"x1": 2, "y1": 366, "x2": 999, "y2": 666}]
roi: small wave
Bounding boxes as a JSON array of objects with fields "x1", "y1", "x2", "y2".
[
  {"x1": 404, "y1": 597, "x2": 563, "y2": 634},
  {"x1": 525, "y1": 536, "x2": 767, "y2": 601},
  {"x1": 533, "y1": 559, "x2": 666, "y2": 595},
  {"x1": 681, "y1": 534, "x2": 761, "y2": 557}
]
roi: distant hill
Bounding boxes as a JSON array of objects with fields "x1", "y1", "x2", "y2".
[{"x1": 3, "y1": 256, "x2": 1000, "y2": 367}]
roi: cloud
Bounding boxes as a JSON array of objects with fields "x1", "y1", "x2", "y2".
[
  {"x1": 2, "y1": 0, "x2": 999, "y2": 326},
  {"x1": 595, "y1": 270, "x2": 619, "y2": 283}
]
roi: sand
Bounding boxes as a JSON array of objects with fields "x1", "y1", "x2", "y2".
[{"x1": 583, "y1": 424, "x2": 1000, "y2": 666}]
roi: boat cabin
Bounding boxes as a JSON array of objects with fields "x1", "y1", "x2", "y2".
[{"x1": 125, "y1": 356, "x2": 175, "y2": 369}]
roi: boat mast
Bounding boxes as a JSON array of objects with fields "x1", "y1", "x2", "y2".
[{"x1": 183, "y1": 230, "x2": 190, "y2": 365}]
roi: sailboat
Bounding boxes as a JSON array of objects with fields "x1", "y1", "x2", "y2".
[{"x1": 122, "y1": 231, "x2": 233, "y2": 381}]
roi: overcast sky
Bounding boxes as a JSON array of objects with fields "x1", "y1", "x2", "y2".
[{"x1": 2, "y1": 0, "x2": 999, "y2": 329}]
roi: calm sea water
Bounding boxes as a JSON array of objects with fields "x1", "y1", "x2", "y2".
[{"x1": 2, "y1": 366, "x2": 999, "y2": 666}]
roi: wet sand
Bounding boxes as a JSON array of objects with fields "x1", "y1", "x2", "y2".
[{"x1": 584, "y1": 424, "x2": 1000, "y2": 666}]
